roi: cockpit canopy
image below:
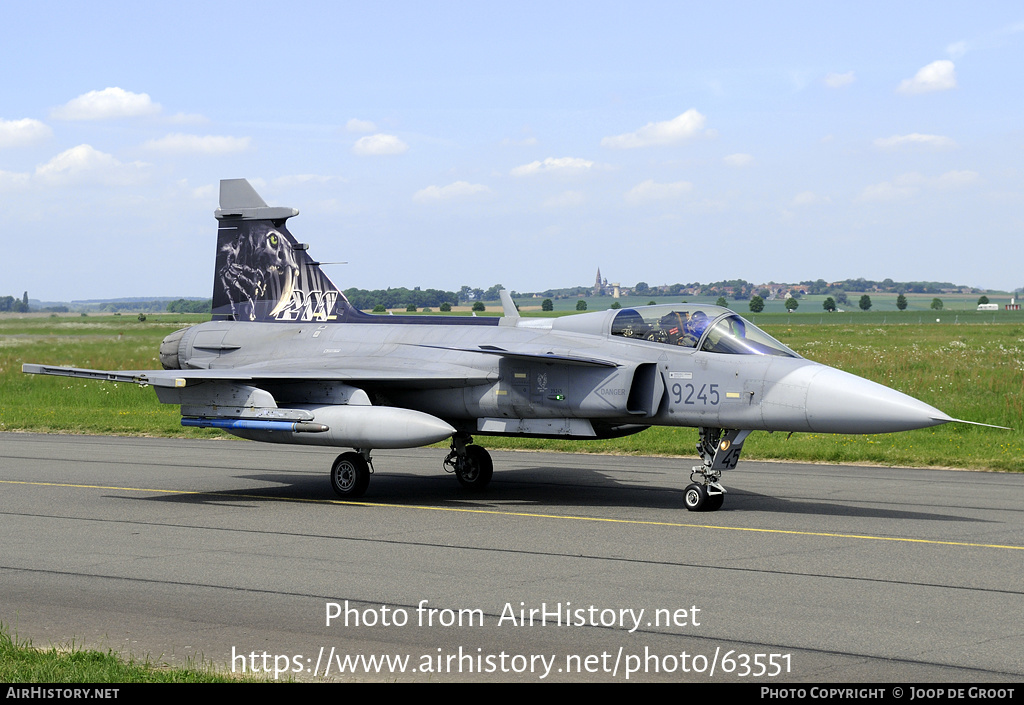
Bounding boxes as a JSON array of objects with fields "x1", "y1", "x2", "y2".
[{"x1": 610, "y1": 305, "x2": 799, "y2": 358}]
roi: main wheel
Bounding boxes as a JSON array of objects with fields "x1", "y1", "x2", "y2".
[
  {"x1": 331, "y1": 452, "x2": 370, "y2": 498},
  {"x1": 455, "y1": 445, "x2": 493, "y2": 491},
  {"x1": 683, "y1": 483, "x2": 708, "y2": 511}
]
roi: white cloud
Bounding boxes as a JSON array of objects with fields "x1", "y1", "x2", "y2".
[
  {"x1": 791, "y1": 191, "x2": 831, "y2": 206},
  {"x1": 346, "y1": 118, "x2": 376, "y2": 133},
  {"x1": 34, "y1": 144, "x2": 147, "y2": 185},
  {"x1": 897, "y1": 60, "x2": 957, "y2": 94},
  {"x1": 625, "y1": 179, "x2": 693, "y2": 205},
  {"x1": 601, "y1": 109, "x2": 707, "y2": 149},
  {"x1": 857, "y1": 180, "x2": 919, "y2": 203},
  {"x1": 413, "y1": 181, "x2": 490, "y2": 203},
  {"x1": 51, "y1": 87, "x2": 161, "y2": 120},
  {"x1": 788, "y1": 70, "x2": 814, "y2": 92},
  {"x1": 946, "y1": 41, "x2": 968, "y2": 59},
  {"x1": 723, "y1": 153, "x2": 753, "y2": 167},
  {"x1": 685, "y1": 198, "x2": 728, "y2": 214},
  {"x1": 143, "y1": 133, "x2": 251, "y2": 154},
  {"x1": 352, "y1": 133, "x2": 408, "y2": 155},
  {"x1": 166, "y1": 112, "x2": 208, "y2": 124},
  {"x1": 37, "y1": 145, "x2": 120, "y2": 177},
  {"x1": 0, "y1": 118, "x2": 52, "y2": 148},
  {"x1": 543, "y1": 190, "x2": 585, "y2": 208},
  {"x1": 874, "y1": 133, "x2": 957, "y2": 150},
  {"x1": 510, "y1": 156, "x2": 594, "y2": 176},
  {"x1": 189, "y1": 183, "x2": 217, "y2": 201},
  {"x1": 0, "y1": 170, "x2": 31, "y2": 189},
  {"x1": 857, "y1": 170, "x2": 978, "y2": 203},
  {"x1": 934, "y1": 170, "x2": 979, "y2": 188},
  {"x1": 824, "y1": 71, "x2": 855, "y2": 88}
]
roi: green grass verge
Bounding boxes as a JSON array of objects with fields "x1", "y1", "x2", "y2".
[
  {"x1": 2, "y1": 313, "x2": 1021, "y2": 471},
  {"x1": 0, "y1": 314, "x2": 221, "y2": 438},
  {"x1": 0, "y1": 623, "x2": 259, "y2": 683}
]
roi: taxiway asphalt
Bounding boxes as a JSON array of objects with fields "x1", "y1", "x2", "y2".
[{"x1": 2, "y1": 433, "x2": 1021, "y2": 682}]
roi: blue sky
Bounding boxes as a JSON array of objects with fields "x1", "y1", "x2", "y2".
[{"x1": 3, "y1": 1, "x2": 1023, "y2": 301}]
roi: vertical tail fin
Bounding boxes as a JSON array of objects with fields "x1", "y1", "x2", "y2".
[{"x1": 212, "y1": 179, "x2": 362, "y2": 323}]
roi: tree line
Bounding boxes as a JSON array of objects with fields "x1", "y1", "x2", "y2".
[
  {"x1": 0, "y1": 292, "x2": 29, "y2": 312},
  {"x1": 166, "y1": 299, "x2": 213, "y2": 313},
  {"x1": 342, "y1": 287, "x2": 459, "y2": 311}
]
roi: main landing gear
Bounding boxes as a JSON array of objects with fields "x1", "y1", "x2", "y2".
[
  {"x1": 330, "y1": 450, "x2": 372, "y2": 498},
  {"x1": 328, "y1": 437, "x2": 494, "y2": 499},
  {"x1": 684, "y1": 428, "x2": 752, "y2": 512},
  {"x1": 443, "y1": 434, "x2": 493, "y2": 491}
]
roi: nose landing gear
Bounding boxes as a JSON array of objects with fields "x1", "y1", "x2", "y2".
[{"x1": 685, "y1": 428, "x2": 751, "y2": 511}]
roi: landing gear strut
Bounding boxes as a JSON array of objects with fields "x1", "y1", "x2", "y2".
[
  {"x1": 330, "y1": 449, "x2": 372, "y2": 498},
  {"x1": 443, "y1": 434, "x2": 493, "y2": 491},
  {"x1": 684, "y1": 428, "x2": 751, "y2": 512}
]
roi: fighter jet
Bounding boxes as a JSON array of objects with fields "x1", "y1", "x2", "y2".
[{"x1": 23, "y1": 179, "x2": 976, "y2": 511}]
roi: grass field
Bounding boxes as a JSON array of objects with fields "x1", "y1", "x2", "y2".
[
  {"x1": 0, "y1": 314, "x2": 219, "y2": 438},
  {"x1": 2, "y1": 311, "x2": 1021, "y2": 471},
  {"x1": 0, "y1": 623, "x2": 258, "y2": 683}
]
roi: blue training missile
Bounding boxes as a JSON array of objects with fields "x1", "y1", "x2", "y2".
[
  {"x1": 222, "y1": 405, "x2": 457, "y2": 450},
  {"x1": 181, "y1": 418, "x2": 329, "y2": 433}
]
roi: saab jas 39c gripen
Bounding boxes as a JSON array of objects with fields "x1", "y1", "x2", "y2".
[{"x1": 24, "y1": 179, "x2": 978, "y2": 511}]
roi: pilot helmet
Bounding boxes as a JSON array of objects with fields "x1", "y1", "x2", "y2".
[{"x1": 686, "y1": 311, "x2": 709, "y2": 336}]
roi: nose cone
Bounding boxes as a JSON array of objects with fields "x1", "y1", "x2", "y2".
[{"x1": 804, "y1": 366, "x2": 952, "y2": 434}]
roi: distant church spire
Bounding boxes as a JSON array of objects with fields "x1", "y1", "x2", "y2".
[{"x1": 594, "y1": 268, "x2": 603, "y2": 296}]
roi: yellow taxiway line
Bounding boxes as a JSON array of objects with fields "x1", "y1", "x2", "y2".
[{"x1": 3, "y1": 478, "x2": 1022, "y2": 551}]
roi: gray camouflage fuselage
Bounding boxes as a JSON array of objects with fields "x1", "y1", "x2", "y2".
[{"x1": 157, "y1": 305, "x2": 951, "y2": 448}]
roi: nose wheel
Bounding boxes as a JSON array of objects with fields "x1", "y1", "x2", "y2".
[
  {"x1": 683, "y1": 482, "x2": 725, "y2": 512},
  {"x1": 685, "y1": 428, "x2": 752, "y2": 512}
]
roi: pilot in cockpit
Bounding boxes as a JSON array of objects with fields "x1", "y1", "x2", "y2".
[{"x1": 681, "y1": 311, "x2": 709, "y2": 347}]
